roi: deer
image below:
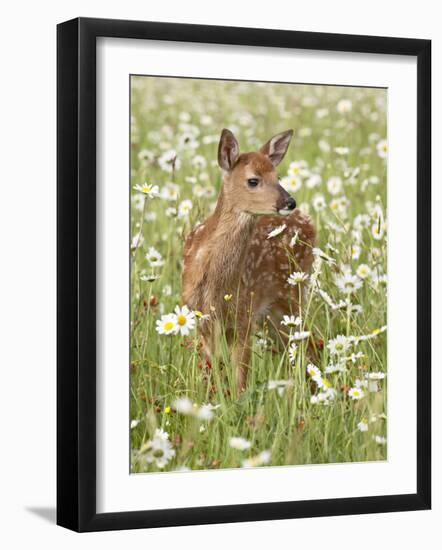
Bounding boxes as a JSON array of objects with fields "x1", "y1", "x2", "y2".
[{"x1": 182, "y1": 128, "x2": 316, "y2": 394}]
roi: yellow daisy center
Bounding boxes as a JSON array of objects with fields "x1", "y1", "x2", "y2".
[
  {"x1": 177, "y1": 314, "x2": 187, "y2": 326},
  {"x1": 164, "y1": 321, "x2": 174, "y2": 331}
]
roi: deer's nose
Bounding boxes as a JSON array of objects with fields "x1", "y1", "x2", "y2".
[{"x1": 286, "y1": 197, "x2": 296, "y2": 210}]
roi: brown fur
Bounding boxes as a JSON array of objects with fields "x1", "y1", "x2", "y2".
[{"x1": 182, "y1": 129, "x2": 316, "y2": 393}]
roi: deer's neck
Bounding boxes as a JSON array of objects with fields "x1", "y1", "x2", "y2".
[{"x1": 202, "y1": 191, "x2": 256, "y2": 302}]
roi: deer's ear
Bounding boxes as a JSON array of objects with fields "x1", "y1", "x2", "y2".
[
  {"x1": 260, "y1": 129, "x2": 293, "y2": 167},
  {"x1": 218, "y1": 129, "x2": 240, "y2": 171}
]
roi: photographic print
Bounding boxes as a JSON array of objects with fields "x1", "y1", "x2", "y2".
[{"x1": 129, "y1": 76, "x2": 388, "y2": 474}]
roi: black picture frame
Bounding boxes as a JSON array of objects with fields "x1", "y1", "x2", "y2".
[{"x1": 57, "y1": 17, "x2": 431, "y2": 532}]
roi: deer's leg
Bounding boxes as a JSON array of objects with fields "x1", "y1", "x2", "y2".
[
  {"x1": 233, "y1": 337, "x2": 251, "y2": 395},
  {"x1": 199, "y1": 321, "x2": 222, "y2": 373},
  {"x1": 227, "y1": 310, "x2": 254, "y2": 395}
]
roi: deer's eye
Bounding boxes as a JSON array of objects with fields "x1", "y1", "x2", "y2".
[{"x1": 247, "y1": 178, "x2": 259, "y2": 188}]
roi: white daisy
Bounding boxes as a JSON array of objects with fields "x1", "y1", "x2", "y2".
[
  {"x1": 356, "y1": 264, "x2": 371, "y2": 279},
  {"x1": 172, "y1": 396, "x2": 193, "y2": 414},
  {"x1": 179, "y1": 111, "x2": 191, "y2": 122},
  {"x1": 289, "y1": 231, "x2": 299, "y2": 247},
  {"x1": 288, "y1": 342, "x2": 298, "y2": 364},
  {"x1": 306, "y1": 363, "x2": 321, "y2": 380},
  {"x1": 256, "y1": 337, "x2": 270, "y2": 349},
  {"x1": 192, "y1": 184, "x2": 207, "y2": 198},
  {"x1": 318, "y1": 289, "x2": 335, "y2": 309},
  {"x1": 373, "y1": 435, "x2": 387, "y2": 445},
  {"x1": 353, "y1": 325, "x2": 387, "y2": 342},
  {"x1": 353, "y1": 213, "x2": 371, "y2": 230},
  {"x1": 178, "y1": 199, "x2": 193, "y2": 219},
  {"x1": 137, "y1": 149, "x2": 155, "y2": 163},
  {"x1": 229, "y1": 437, "x2": 252, "y2": 450},
  {"x1": 348, "y1": 387, "x2": 365, "y2": 400},
  {"x1": 281, "y1": 315, "x2": 302, "y2": 328},
  {"x1": 280, "y1": 175, "x2": 302, "y2": 193},
  {"x1": 349, "y1": 352, "x2": 364, "y2": 363},
  {"x1": 318, "y1": 139, "x2": 331, "y2": 153},
  {"x1": 354, "y1": 378, "x2": 368, "y2": 389},
  {"x1": 368, "y1": 381, "x2": 380, "y2": 393},
  {"x1": 327, "y1": 335, "x2": 351, "y2": 356},
  {"x1": 335, "y1": 272, "x2": 363, "y2": 294},
  {"x1": 351, "y1": 244, "x2": 361, "y2": 260},
  {"x1": 366, "y1": 372, "x2": 386, "y2": 380},
  {"x1": 325, "y1": 362, "x2": 346, "y2": 374},
  {"x1": 298, "y1": 127, "x2": 312, "y2": 137},
  {"x1": 267, "y1": 224, "x2": 287, "y2": 239},
  {"x1": 287, "y1": 272, "x2": 308, "y2": 285},
  {"x1": 158, "y1": 149, "x2": 181, "y2": 173},
  {"x1": 376, "y1": 139, "x2": 388, "y2": 159},
  {"x1": 156, "y1": 314, "x2": 177, "y2": 335},
  {"x1": 140, "y1": 272, "x2": 160, "y2": 282},
  {"x1": 322, "y1": 387, "x2": 336, "y2": 400},
  {"x1": 160, "y1": 182, "x2": 180, "y2": 201},
  {"x1": 327, "y1": 176, "x2": 343, "y2": 195},
  {"x1": 337, "y1": 99, "x2": 352, "y2": 114},
  {"x1": 197, "y1": 404, "x2": 215, "y2": 421},
  {"x1": 200, "y1": 114, "x2": 213, "y2": 126},
  {"x1": 145, "y1": 246, "x2": 164, "y2": 267},
  {"x1": 312, "y1": 193, "x2": 327, "y2": 212},
  {"x1": 290, "y1": 331, "x2": 311, "y2": 342},
  {"x1": 145, "y1": 211, "x2": 157, "y2": 222},
  {"x1": 173, "y1": 305, "x2": 196, "y2": 336},
  {"x1": 316, "y1": 108, "x2": 329, "y2": 119},
  {"x1": 242, "y1": 450, "x2": 271, "y2": 468},
  {"x1": 131, "y1": 232, "x2": 143, "y2": 250},
  {"x1": 312, "y1": 193, "x2": 326, "y2": 212},
  {"x1": 288, "y1": 160, "x2": 309, "y2": 178},
  {"x1": 371, "y1": 222, "x2": 385, "y2": 240},
  {"x1": 165, "y1": 207, "x2": 177, "y2": 218},
  {"x1": 133, "y1": 182, "x2": 160, "y2": 198},
  {"x1": 312, "y1": 247, "x2": 336, "y2": 264},
  {"x1": 140, "y1": 428, "x2": 175, "y2": 469},
  {"x1": 357, "y1": 420, "x2": 369, "y2": 432},
  {"x1": 268, "y1": 379, "x2": 294, "y2": 396},
  {"x1": 306, "y1": 174, "x2": 322, "y2": 189},
  {"x1": 162, "y1": 284, "x2": 172, "y2": 296},
  {"x1": 192, "y1": 154, "x2": 207, "y2": 169},
  {"x1": 334, "y1": 146, "x2": 350, "y2": 155}
]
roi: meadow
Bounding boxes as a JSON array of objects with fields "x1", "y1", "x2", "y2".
[{"x1": 129, "y1": 76, "x2": 388, "y2": 473}]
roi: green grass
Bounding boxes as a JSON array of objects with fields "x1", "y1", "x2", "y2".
[{"x1": 129, "y1": 76, "x2": 387, "y2": 473}]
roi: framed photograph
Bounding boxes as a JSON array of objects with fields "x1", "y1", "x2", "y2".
[{"x1": 57, "y1": 17, "x2": 431, "y2": 532}]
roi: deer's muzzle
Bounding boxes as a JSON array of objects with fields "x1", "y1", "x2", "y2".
[{"x1": 276, "y1": 188, "x2": 297, "y2": 215}]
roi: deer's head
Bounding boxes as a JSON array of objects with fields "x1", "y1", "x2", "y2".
[{"x1": 217, "y1": 128, "x2": 296, "y2": 216}]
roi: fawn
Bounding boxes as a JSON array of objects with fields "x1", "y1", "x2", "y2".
[{"x1": 182, "y1": 129, "x2": 316, "y2": 393}]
